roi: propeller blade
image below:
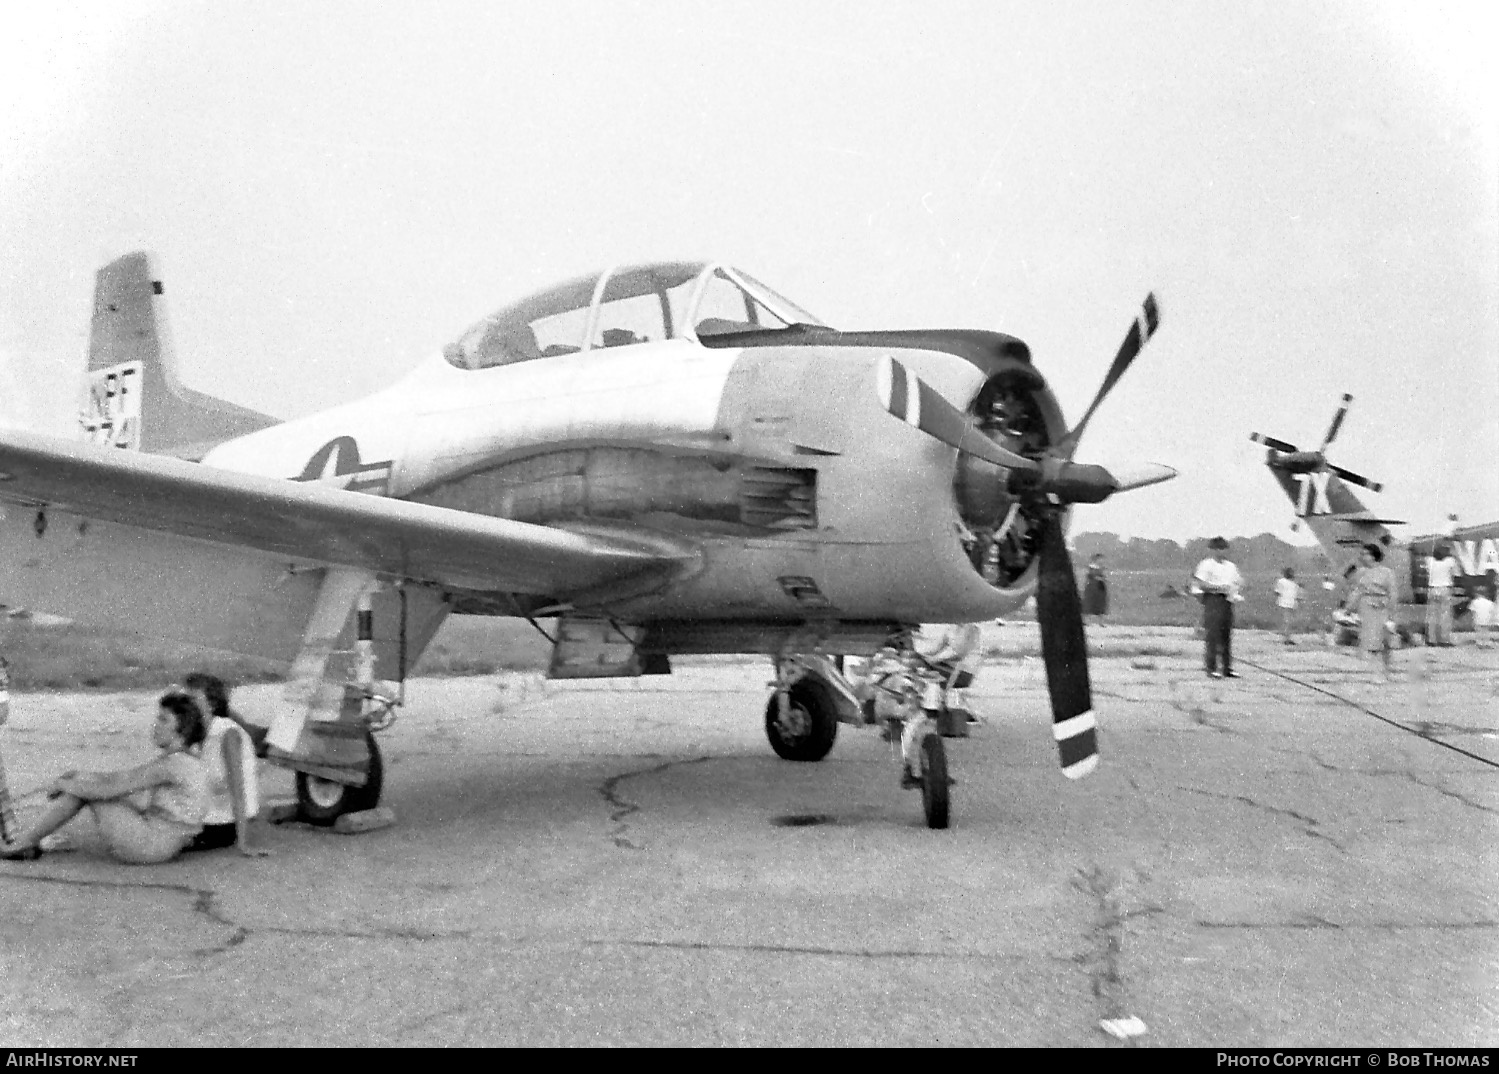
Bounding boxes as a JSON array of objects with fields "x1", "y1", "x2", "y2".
[
  {"x1": 877, "y1": 357, "x2": 1039, "y2": 473},
  {"x1": 1319, "y1": 393, "x2": 1353, "y2": 452},
  {"x1": 1035, "y1": 514, "x2": 1098, "y2": 779},
  {"x1": 1249, "y1": 432, "x2": 1300, "y2": 454},
  {"x1": 1108, "y1": 462, "x2": 1178, "y2": 493},
  {"x1": 1329, "y1": 465, "x2": 1383, "y2": 493},
  {"x1": 1059, "y1": 293, "x2": 1161, "y2": 456}
]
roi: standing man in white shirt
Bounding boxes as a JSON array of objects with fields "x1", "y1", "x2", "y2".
[
  {"x1": 1425, "y1": 543, "x2": 1458, "y2": 646},
  {"x1": 1192, "y1": 536, "x2": 1245, "y2": 679}
]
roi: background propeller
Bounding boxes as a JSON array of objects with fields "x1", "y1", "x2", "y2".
[
  {"x1": 877, "y1": 293, "x2": 1171, "y2": 778},
  {"x1": 1250, "y1": 394, "x2": 1383, "y2": 492}
]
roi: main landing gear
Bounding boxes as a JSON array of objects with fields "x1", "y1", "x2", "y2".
[
  {"x1": 295, "y1": 732, "x2": 384, "y2": 825},
  {"x1": 765, "y1": 654, "x2": 956, "y2": 830},
  {"x1": 764, "y1": 670, "x2": 839, "y2": 762},
  {"x1": 286, "y1": 687, "x2": 400, "y2": 827}
]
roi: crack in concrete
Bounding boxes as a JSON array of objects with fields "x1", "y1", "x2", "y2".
[
  {"x1": 1, "y1": 872, "x2": 247, "y2": 954},
  {"x1": 1092, "y1": 687, "x2": 1147, "y2": 703},
  {"x1": 599, "y1": 755, "x2": 714, "y2": 850},
  {"x1": 1185, "y1": 788, "x2": 1346, "y2": 852},
  {"x1": 1, "y1": 871, "x2": 482, "y2": 949},
  {"x1": 1071, "y1": 864, "x2": 1162, "y2": 1041},
  {"x1": 1198, "y1": 918, "x2": 1498, "y2": 930},
  {"x1": 1166, "y1": 682, "x2": 1234, "y2": 735},
  {"x1": 581, "y1": 936, "x2": 1016, "y2": 961},
  {"x1": 1409, "y1": 720, "x2": 1494, "y2": 738},
  {"x1": 1402, "y1": 771, "x2": 1499, "y2": 816},
  {"x1": 1306, "y1": 752, "x2": 1498, "y2": 816}
]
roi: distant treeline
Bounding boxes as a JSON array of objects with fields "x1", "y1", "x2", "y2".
[{"x1": 1072, "y1": 532, "x2": 1332, "y2": 576}]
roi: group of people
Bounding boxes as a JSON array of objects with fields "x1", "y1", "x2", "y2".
[
  {"x1": 1, "y1": 673, "x2": 267, "y2": 864},
  {"x1": 1193, "y1": 536, "x2": 1485, "y2": 682}
]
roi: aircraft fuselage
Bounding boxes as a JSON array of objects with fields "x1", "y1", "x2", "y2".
[{"x1": 203, "y1": 333, "x2": 1057, "y2": 631}]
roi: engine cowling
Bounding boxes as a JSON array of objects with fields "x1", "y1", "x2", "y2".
[{"x1": 953, "y1": 367, "x2": 1067, "y2": 588}]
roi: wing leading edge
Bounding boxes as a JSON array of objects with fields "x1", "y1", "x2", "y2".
[{"x1": 0, "y1": 428, "x2": 695, "y2": 596}]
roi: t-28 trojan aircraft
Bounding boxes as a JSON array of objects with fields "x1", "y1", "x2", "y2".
[{"x1": 0, "y1": 253, "x2": 1175, "y2": 825}]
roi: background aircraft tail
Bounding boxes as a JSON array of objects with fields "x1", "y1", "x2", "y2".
[
  {"x1": 83, "y1": 251, "x2": 278, "y2": 459},
  {"x1": 1251, "y1": 394, "x2": 1403, "y2": 578}
]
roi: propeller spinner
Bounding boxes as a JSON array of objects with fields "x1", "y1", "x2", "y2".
[{"x1": 877, "y1": 294, "x2": 1174, "y2": 778}]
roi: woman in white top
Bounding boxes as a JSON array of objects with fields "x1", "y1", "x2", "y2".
[
  {"x1": 183, "y1": 673, "x2": 267, "y2": 857},
  {"x1": 1, "y1": 692, "x2": 209, "y2": 864}
]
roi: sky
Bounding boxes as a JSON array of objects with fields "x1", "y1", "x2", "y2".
[{"x1": 1, "y1": 0, "x2": 1495, "y2": 544}]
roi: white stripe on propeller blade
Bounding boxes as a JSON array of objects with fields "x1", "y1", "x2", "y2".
[{"x1": 1052, "y1": 710, "x2": 1097, "y2": 742}]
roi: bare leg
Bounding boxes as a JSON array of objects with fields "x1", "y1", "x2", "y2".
[
  {"x1": 3, "y1": 793, "x2": 86, "y2": 851},
  {"x1": 89, "y1": 802, "x2": 192, "y2": 864}
]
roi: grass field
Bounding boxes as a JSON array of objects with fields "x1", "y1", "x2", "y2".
[
  {"x1": 0, "y1": 566, "x2": 1339, "y2": 692},
  {"x1": 1062, "y1": 567, "x2": 1343, "y2": 634}
]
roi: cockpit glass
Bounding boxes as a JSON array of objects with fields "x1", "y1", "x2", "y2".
[
  {"x1": 729, "y1": 269, "x2": 825, "y2": 328},
  {"x1": 443, "y1": 262, "x2": 827, "y2": 369},
  {"x1": 444, "y1": 273, "x2": 597, "y2": 370},
  {"x1": 594, "y1": 262, "x2": 703, "y2": 349}
]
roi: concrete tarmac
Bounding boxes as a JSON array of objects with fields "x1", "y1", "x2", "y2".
[{"x1": 0, "y1": 627, "x2": 1495, "y2": 1047}]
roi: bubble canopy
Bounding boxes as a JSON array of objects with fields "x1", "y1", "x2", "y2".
[{"x1": 443, "y1": 262, "x2": 828, "y2": 371}]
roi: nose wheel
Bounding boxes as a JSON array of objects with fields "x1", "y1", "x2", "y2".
[{"x1": 918, "y1": 733, "x2": 950, "y2": 829}]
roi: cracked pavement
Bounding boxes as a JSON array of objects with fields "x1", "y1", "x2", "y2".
[{"x1": 0, "y1": 628, "x2": 1494, "y2": 1046}]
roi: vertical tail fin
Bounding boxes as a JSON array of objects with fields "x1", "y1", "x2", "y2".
[{"x1": 82, "y1": 251, "x2": 278, "y2": 459}]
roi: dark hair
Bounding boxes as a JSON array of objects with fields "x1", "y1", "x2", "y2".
[
  {"x1": 1363, "y1": 543, "x2": 1384, "y2": 562},
  {"x1": 1283, "y1": 567, "x2": 1295, "y2": 578},
  {"x1": 158, "y1": 692, "x2": 207, "y2": 749},
  {"x1": 183, "y1": 672, "x2": 230, "y2": 721},
  {"x1": 1209, "y1": 536, "x2": 1229, "y2": 550}
]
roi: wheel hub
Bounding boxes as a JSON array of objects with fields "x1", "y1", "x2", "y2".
[
  {"x1": 776, "y1": 703, "x2": 811, "y2": 742},
  {"x1": 304, "y1": 775, "x2": 346, "y2": 809}
]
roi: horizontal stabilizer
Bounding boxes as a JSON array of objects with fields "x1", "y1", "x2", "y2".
[{"x1": 1324, "y1": 512, "x2": 1405, "y2": 526}]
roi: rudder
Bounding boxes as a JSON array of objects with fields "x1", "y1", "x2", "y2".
[{"x1": 82, "y1": 251, "x2": 278, "y2": 458}]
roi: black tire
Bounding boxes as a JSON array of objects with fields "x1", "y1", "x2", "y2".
[
  {"x1": 295, "y1": 733, "x2": 384, "y2": 825},
  {"x1": 764, "y1": 680, "x2": 838, "y2": 762},
  {"x1": 920, "y1": 733, "x2": 949, "y2": 829}
]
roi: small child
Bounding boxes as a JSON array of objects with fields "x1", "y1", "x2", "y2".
[
  {"x1": 1274, "y1": 567, "x2": 1301, "y2": 645},
  {"x1": 1469, "y1": 586, "x2": 1496, "y2": 649}
]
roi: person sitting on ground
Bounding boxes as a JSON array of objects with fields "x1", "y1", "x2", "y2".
[
  {"x1": 182, "y1": 673, "x2": 268, "y2": 858},
  {"x1": 182, "y1": 671, "x2": 269, "y2": 757},
  {"x1": 1, "y1": 692, "x2": 208, "y2": 863}
]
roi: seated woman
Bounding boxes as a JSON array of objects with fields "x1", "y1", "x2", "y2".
[
  {"x1": 182, "y1": 673, "x2": 268, "y2": 857},
  {"x1": 1, "y1": 692, "x2": 209, "y2": 864}
]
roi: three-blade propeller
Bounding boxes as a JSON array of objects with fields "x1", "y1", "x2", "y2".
[
  {"x1": 876, "y1": 294, "x2": 1173, "y2": 778},
  {"x1": 1249, "y1": 393, "x2": 1383, "y2": 492}
]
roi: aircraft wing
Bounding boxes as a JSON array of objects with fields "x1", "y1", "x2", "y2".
[{"x1": 0, "y1": 428, "x2": 693, "y2": 596}]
